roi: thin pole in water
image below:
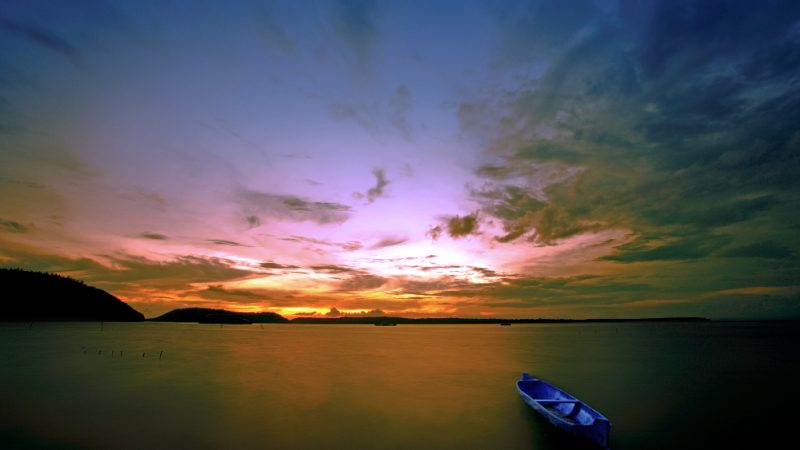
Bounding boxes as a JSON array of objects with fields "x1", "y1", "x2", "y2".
[{"x1": 159, "y1": 351, "x2": 164, "y2": 360}]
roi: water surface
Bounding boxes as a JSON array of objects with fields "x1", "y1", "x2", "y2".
[{"x1": 1, "y1": 322, "x2": 797, "y2": 449}]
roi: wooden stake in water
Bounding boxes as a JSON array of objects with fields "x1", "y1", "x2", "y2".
[{"x1": 159, "y1": 350, "x2": 164, "y2": 360}]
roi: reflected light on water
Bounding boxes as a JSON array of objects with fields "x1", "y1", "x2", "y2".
[{"x1": 0, "y1": 322, "x2": 797, "y2": 449}]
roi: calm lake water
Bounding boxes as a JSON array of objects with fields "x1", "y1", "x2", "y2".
[{"x1": 1, "y1": 321, "x2": 798, "y2": 449}]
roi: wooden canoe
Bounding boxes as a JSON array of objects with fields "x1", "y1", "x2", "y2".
[{"x1": 516, "y1": 373, "x2": 611, "y2": 447}]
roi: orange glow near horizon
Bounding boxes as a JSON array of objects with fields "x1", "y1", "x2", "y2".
[{"x1": 2, "y1": 1, "x2": 798, "y2": 321}]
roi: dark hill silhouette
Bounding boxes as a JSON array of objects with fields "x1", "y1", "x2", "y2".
[
  {"x1": 0, "y1": 268, "x2": 144, "y2": 321},
  {"x1": 151, "y1": 307, "x2": 288, "y2": 324}
]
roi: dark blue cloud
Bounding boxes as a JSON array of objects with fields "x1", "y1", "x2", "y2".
[{"x1": 471, "y1": 0, "x2": 800, "y2": 284}]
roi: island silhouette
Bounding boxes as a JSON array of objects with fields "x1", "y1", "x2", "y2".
[
  {"x1": 151, "y1": 308, "x2": 288, "y2": 324},
  {"x1": 0, "y1": 268, "x2": 144, "y2": 321}
]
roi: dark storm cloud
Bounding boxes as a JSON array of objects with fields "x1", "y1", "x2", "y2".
[
  {"x1": 468, "y1": 0, "x2": 800, "y2": 265},
  {"x1": 471, "y1": 184, "x2": 547, "y2": 242},
  {"x1": 140, "y1": 232, "x2": 167, "y2": 240},
  {"x1": 599, "y1": 235, "x2": 731, "y2": 263},
  {"x1": 719, "y1": 241, "x2": 796, "y2": 260},
  {"x1": 436, "y1": 274, "x2": 655, "y2": 307},
  {"x1": 237, "y1": 188, "x2": 351, "y2": 225}
]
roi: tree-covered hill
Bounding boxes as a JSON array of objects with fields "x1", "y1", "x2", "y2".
[{"x1": 0, "y1": 268, "x2": 144, "y2": 322}]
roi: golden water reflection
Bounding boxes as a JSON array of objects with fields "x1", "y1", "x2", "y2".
[{"x1": 0, "y1": 322, "x2": 797, "y2": 449}]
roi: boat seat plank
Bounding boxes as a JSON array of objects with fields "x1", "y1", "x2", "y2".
[{"x1": 534, "y1": 399, "x2": 581, "y2": 404}]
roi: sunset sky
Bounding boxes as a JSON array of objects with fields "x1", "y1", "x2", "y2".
[{"x1": 1, "y1": 0, "x2": 798, "y2": 319}]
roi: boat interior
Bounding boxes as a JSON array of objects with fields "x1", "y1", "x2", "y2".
[{"x1": 519, "y1": 378, "x2": 596, "y2": 426}]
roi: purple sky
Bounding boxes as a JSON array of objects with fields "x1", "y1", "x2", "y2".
[{"x1": 1, "y1": 0, "x2": 799, "y2": 319}]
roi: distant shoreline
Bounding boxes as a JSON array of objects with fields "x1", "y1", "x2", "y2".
[
  {"x1": 285, "y1": 316, "x2": 712, "y2": 325},
  {"x1": 147, "y1": 308, "x2": 711, "y2": 326},
  {"x1": 146, "y1": 308, "x2": 712, "y2": 325}
]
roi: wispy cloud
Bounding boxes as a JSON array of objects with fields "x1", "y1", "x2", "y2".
[
  {"x1": 245, "y1": 215, "x2": 261, "y2": 228},
  {"x1": 309, "y1": 264, "x2": 359, "y2": 274},
  {"x1": 429, "y1": 213, "x2": 480, "y2": 240},
  {"x1": 0, "y1": 218, "x2": 29, "y2": 233},
  {"x1": 337, "y1": 273, "x2": 387, "y2": 291},
  {"x1": 330, "y1": 0, "x2": 378, "y2": 66},
  {"x1": 208, "y1": 239, "x2": 252, "y2": 247},
  {"x1": 0, "y1": 19, "x2": 81, "y2": 65},
  {"x1": 282, "y1": 235, "x2": 363, "y2": 252},
  {"x1": 369, "y1": 235, "x2": 407, "y2": 250},
  {"x1": 140, "y1": 232, "x2": 168, "y2": 240},
  {"x1": 260, "y1": 262, "x2": 300, "y2": 270},
  {"x1": 366, "y1": 168, "x2": 389, "y2": 203},
  {"x1": 238, "y1": 188, "x2": 351, "y2": 225}
]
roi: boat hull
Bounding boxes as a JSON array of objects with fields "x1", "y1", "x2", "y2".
[{"x1": 516, "y1": 373, "x2": 611, "y2": 448}]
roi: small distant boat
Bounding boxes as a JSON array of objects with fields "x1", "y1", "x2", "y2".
[
  {"x1": 516, "y1": 373, "x2": 611, "y2": 448},
  {"x1": 373, "y1": 322, "x2": 397, "y2": 326},
  {"x1": 500, "y1": 322, "x2": 511, "y2": 326}
]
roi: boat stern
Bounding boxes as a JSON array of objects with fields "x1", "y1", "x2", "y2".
[{"x1": 588, "y1": 418, "x2": 611, "y2": 448}]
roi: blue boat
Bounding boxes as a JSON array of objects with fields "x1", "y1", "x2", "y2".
[{"x1": 516, "y1": 373, "x2": 611, "y2": 448}]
